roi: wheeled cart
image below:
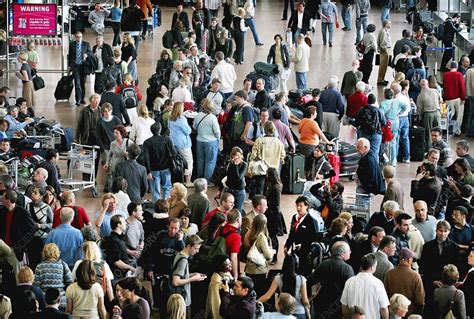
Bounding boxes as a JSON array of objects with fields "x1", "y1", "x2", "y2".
[{"x1": 60, "y1": 143, "x2": 99, "y2": 197}]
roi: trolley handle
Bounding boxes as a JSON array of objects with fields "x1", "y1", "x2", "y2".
[
  {"x1": 70, "y1": 143, "x2": 101, "y2": 150},
  {"x1": 0, "y1": 156, "x2": 19, "y2": 164}
]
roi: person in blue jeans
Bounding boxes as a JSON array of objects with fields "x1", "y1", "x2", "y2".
[
  {"x1": 354, "y1": 0, "x2": 370, "y2": 44},
  {"x1": 193, "y1": 99, "x2": 221, "y2": 182},
  {"x1": 340, "y1": 0, "x2": 353, "y2": 31},
  {"x1": 142, "y1": 122, "x2": 175, "y2": 201},
  {"x1": 223, "y1": 146, "x2": 248, "y2": 214},
  {"x1": 397, "y1": 115, "x2": 410, "y2": 163},
  {"x1": 319, "y1": 0, "x2": 338, "y2": 46},
  {"x1": 381, "y1": 0, "x2": 392, "y2": 23},
  {"x1": 244, "y1": 0, "x2": 264, "y2": 46}
]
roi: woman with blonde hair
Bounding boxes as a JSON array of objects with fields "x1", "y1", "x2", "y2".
[
  {"x1": 121, "y1": 33, "x2": 138, "y2": 83},
  {"x1": 193, "y1": 98, "x2": 220, "y2": 182},
  {"x1": 167, "y1": 293, "x2": 186, "y2": 319},
  {"x1": 34, "y1": 243, "x2": 73, "y2": 310},
  {"x1": 168, "y1": 182, "x2": 188, "y2": 218},
  {"x1": 389, "y1": 293, "x2": 411, "y2": 319},
  {"x1": 434, "y1": 264, "x2": 466, "y2": 318},
  {"x1": 116, "y1": 72, "x2": 143, "y2": 124},
  {"x1": 169, "y1": 102, "x2": 194, "y2": 187},
  {"x1": 15, "y1": 52, "x2": 35, "y2": 108},
  {"x1": 26, "y1": 41, "x2": 39, "y2": 69},
  {"x1": 70, "y1": 241, "x2": 114, "y2": 302},
  {"x1": 129, "y1": 104, "x2": 155, "y2": 146},
  {"x1": 243, "y1": 214, "x2": 274, "y2": 298},
  {"x1": 12, "y1": 266, "x2": 45, "y2": 313}
]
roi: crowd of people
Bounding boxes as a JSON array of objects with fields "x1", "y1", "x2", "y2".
[{"x1": 1, "y1": 0, "x2": 474, "y2": 318}]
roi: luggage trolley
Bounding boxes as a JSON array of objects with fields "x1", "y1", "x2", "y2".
[
  {"x1": 146, "y1": 6, "x2": 160, "y2": 39},
  {"x1": 60, "y1": 143, "x2": 99, "y2": 197},
  {"x1": 0, "y1": 157, "x2": 19, "y2": 186},
  {"x1": 343, "y1": 192, "x2": 372, "y2": 221}
]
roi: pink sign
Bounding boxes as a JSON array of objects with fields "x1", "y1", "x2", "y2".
[{"x1": 12, "y1": 4, "x2": 57, "y2": 36}]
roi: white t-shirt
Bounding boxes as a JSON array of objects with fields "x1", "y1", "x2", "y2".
[
  {"x1": 71, "y1": 260, "x2": 114, "y2": 282},
  {"x1": 65, "y1": 282, "x2": 104, "y2": 318}
]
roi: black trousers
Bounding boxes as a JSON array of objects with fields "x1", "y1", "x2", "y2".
[
  {"x1": 283, "y1": 0, "x2": 295, "y2": 19},
  {"x1": 233, "y1": 31, "x2": 245, "y2": 64},
  {"x1": 361, "y1": 50, "x2": 375, "y2": 83},
  {"x1": 26, "y1": 236, "x2": 44, "y2": 271},
  {"x1": 441, "y1": 40, "x2": 454, "y2": 70},
  {"x1": 142, "y1": 19, "x2": 148, "y2": 36},
  {"x1": 111, "y1": 22, "x2": 121, "y2": 46},
  {"x1": 72, "y1": 65, "x2": 86, "y2": 103}
]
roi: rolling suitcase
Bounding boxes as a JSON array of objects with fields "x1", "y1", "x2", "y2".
[
  {"x1": 54, "y1": 75, "x2": 74, "y2": 101},
  {"x1": 409, "y1": 126, "x2": 426, "y2": 161},
  {"x1": 327, "y1": 153, "x2": 340, "y2": 185},
  {"x1": 281, "y1": 153, "x2": 305, "y2": 194}
]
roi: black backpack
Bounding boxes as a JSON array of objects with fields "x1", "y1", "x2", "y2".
[
  {"x1": 409, "y1": 71, "x2": 422, "y2": 93},
  {"x1": 120, "y1": 85, "x2": 138, "y2": 109},
  {"x1": 160, "y1": 256, "x2": 188, "y2": 300},
  {"x1": 162, "y1": 31, "x2": 174, "y2": 49},
  {"x1": 360, "y1": 106, "x2": 381, "y2": 135}
]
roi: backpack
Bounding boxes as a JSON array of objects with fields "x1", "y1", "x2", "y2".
[
  {"x1": 208, "y1": 229, "x2": 237, "y2": 261},
  {"x1": 360, "y1": 106, "x2": 381, "y2": 135},
  {"x1": 308, "y1": 241, "x2": 330, "y2": 269},
  {"x1": 409, "y1": 71, "x2": 422, "y2": 93},
  {"x1": 95, "y1": 67, "x2": 119, "y2": 94},
  {"x1": 120, "y1": 85, "x2": 138, "y2": 109},
  {"x1": 162, "y1": 31, "x2": 174, "y2": 49},
  {"x1": 93, "y1": 261, "x2": 108, "y2": 294},
  {"x1": 160, "y1": 256, "x2": 188, "y2": 300},
  {"x1": 230, "y1": 103, "x2": 257, "y2": 140},
  {"x1": 435, "y1": 22, "x2": 445, "y2": 40}
]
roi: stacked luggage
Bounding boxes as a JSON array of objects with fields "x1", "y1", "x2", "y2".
[
  {"x1": 287, "y1": 88, "x2": 313, "y2": 119},
  {"x1": 338, "y1": 141, "x2": 361, "y2": 177},
  {"x1": 246, "y1": 62, "x2": 279, "y2": 92}
]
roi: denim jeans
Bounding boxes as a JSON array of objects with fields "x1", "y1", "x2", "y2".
[
  {"x1": 321, "y1": 22, "x2": 335, "y2": 44},
  {"x1": 293, "y1": 28, "x2": 303, "y2": 46},
  {"x1": 341, "y1": 5, "x2": 352, "y2": 29},
  {"x1": 390, "y1": 127, "x2": 399, "y2": 165},
  {"x1": 245, "y1": 18, "x2": 261, "y2": 45},
  {"x1": 196, "y1": 140, "x2": 219, "y2": 182},
  {"x1": 225, "y1": 188, "x2": 246, "y2": 214},
  {"x1": 381, "y1": 7, "x2": 391, "y2": 23},
  {"x1": 355, "y1": 16, "x2": 368, "y2": 43},
  {"x1": 468, "y1": 96, "x2": 474, "y2": 136},
  {"x1": 295, "y1": 72, "x2": 307, "y2": 90},
  {"x1": 398, "y1": 116, "x2": 410, "y2": 161},
  {"x1": 150, "y1": 169, "x2": 172, "y2": 202}
]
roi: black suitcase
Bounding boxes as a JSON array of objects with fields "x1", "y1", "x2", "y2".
[
  {"x1": 338, "y1": 142, "x2": 361, "y2": 161},
  {"x1": 409, "y1": 126, "x2": 425, "y2": 161},
  {"x1": 281, "y1": 153, "x2": 305, "y2": 194},
  {"x1": 54, "y1": 75, "x2": 74, "y2": 101}
]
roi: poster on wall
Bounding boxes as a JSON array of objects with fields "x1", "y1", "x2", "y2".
[{"x1": 12, "y1": 4, "x2": 57, "y2": 36}]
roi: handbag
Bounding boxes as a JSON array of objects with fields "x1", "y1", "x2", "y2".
[
  {"x1": 381, "y1": 101, "x2": 395, "y2": 143},
  {"x1": 335, "y1": 20, "x2": 340, "y2": 28},
  {"x1": 247, "y1": 238, "x2": 266, "y2": 266},
  {"x1": 356, "y1": 40, "x2": 366, "y2": 54},
  {"x1": 31, "y1": 69, "x2": 45, "y2": 91},
  {"x1": 248, "y1": 160, "x2": 268, "y2": 176},
  {"x1": 445, "y1": 289, "x2": 458, "y2": 319}
]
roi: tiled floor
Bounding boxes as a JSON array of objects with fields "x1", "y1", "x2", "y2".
[{"x1": 2, "y1": 0, "x2": 472, "y2": 272}]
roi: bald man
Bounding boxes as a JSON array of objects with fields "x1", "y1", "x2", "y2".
[{"x1": 416, "y1": 79, "x2": 442, "y2": 150}]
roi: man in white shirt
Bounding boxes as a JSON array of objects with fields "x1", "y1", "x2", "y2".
[
  {"x1": 341, "y1": 253, "x2": 390, "y2": 319},
  {"x1": 292, "y1": 34, "x2": 310, "y2": 90},
  {"x1": 211, "y1": 51, "x2": 237, "y2": 100}
]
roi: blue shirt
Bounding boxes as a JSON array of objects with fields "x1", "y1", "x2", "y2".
[
  {"x1": 449, "y1": 223, "x2": 474, "y2": 246},
  {"x1": 110, "y1": 7, "x2": 122, "y2": 22},
  {"x1": 95, "y1": 210, "x2": 128, "y2": 238},
  {"x1": 268, "y1": 103, "x2": 289, "y2": 126},
  {"x1": 4, "y1": 114, "x2": 28, "y2": 138},
  {"x1": 169, "y1": 116, "x2": 192, "y2": 148},
  {"x1": 45, "y1": 224, "x2": 83, "y2": 268}
]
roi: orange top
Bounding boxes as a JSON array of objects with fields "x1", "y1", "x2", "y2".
[{"x1": 298, "y1": 118, "x2": 323, "y2": 145}]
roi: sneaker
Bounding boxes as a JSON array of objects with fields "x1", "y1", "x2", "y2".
[
  {"x1": 329, "y1": 42, "x2": 333, "y2": 47},
  {"x1": 402, "y1": 159, "x2": 410, "y2": 164},
  {"x1": 256, "y1": 43, "x2": 264, "y2": 46},
  {"x1": 185, "y1": 182, "x2": 194, "y2": 188}
]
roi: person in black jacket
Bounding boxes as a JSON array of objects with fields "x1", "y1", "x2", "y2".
[
  {"x1": 287, "y1": 2, "x2": 311, "y2": 43},
  {"x1": 120, "y1": 0, "x2": 145, "y2": 53},
  {"x1": 267, "y1": 34, "x2": 291, "y2": 94},
  {"x1": 171, "y1": 3, "x2": 190, "y2": 32},
  {"x1": 253, "y1": 78, "x2": 272, "y2": 110},
  {"x1": 284, "y1": 196, "x2": 319, "y2": 276},
  {"x1": 32, "y1": 288, "x2": 71, "y2": 319},
  {"x1": 142, "y1": 122, "x2": 176, "y2": 201},
  {"x1": 232, "y1": 8, "x2": 248, "y2": 65},
  {"x1": 67, "y1": 32, "x2": 92, "y2": 106},
  {"x1": 114, "y1": 143, "x2": 147, "y2": 202},
  {"x1": 410, "y1": 161, "x2": 442, "y2": 216},
  {"x1": 220, "y1": 275, "x2": 257, "y2": 319},
  {"x1": 92, "y1": 36, "x2": 113, "y2": 94},
  {"x1": 440, "y1": 14, "x2": 462, "y2": 71},
  {"x1": 312, "y1": 181, "x2": 344, "y2": 229},
  {"x1": 355, "y1": 137, "x2": 386, "y2": 196},
  {"x1": 420, "y1": 220, "x2": 460, "y2": 315},
  {"x1": 99, "y1": 81, "x2": 130, "y2": 126},
  {"x1": 192, "y1": 0, "x2": 210, "y2": 51},
  {"x1": 0, "y1": 190, "x2": 36, "y2": 262},
  {"x1": 38, "y1": 149, "x2": 61, "y2": 196}
]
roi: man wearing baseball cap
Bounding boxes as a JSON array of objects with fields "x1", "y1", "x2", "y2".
[{"x1": 384, "y1": 248, "x2": 425, "y2": 316}]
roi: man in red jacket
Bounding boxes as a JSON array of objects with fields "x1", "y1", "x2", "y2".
[{"x1": 443, "y1": 61, "x2": 466, "y2": 136}]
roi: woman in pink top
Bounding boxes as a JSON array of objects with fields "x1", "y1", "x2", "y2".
[{"x1": 298, "y1": 106, "x2": 332, "y2": 156}]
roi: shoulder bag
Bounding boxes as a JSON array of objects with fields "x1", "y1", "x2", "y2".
[
  {"x1": 31, "y1": 68, "x2": 45, "y2": 91},
  {"x1": 444, "y1": 289, "x2": 458, "y2": 319},
  {"x1": 247, "y1": 235, "x2": 266, "y2": 267},
  {"x1": 381, "y1": 102, "x2": 394, "y2": 143}
]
